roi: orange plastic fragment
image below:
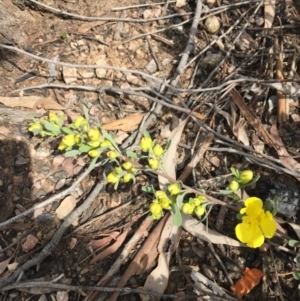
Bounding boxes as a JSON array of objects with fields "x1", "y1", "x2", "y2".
[{"x1": 230, "y1": 267, "x2": 265, "y2": 299}]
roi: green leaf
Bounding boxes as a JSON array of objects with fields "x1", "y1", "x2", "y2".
[
  {"x1": 64, "y1": 150, "x2": 81, "y2": 157},
  {"x1": 171, "y1": 203, "x2": 182, "y2": 226},
  {"x1": 272, "y1": 196, "x2": 278, "y2": 216},
  {"x1": 143, "y1": 130, "x2": 150, "y2": 138},
  {"x1": 62, "y1": 127, "x2": 75, "y2": 135},
  {"x1": 296, "y1": 256, "x2": 300, "y2": 265},
  {"x1": 236, "y1": 213, "x2": 243, "y2": 220},
  {"x1": 83, "y1": 105, "x2": 90, "y2": 124},
  {"x1": 298, "y1": 283, "x2": 300, "y2": 290},
  {"x1": 114, "y1": 180, "x2": 120, "y2": 190},
  {"x1": 165, "y1": 139, "x2": 172, "y2": 151},
  {"x1": 88, "y1": 157, "x2": 98, "y2": 171},
  {"x1": 176, "y1": 192, "x2": 188, "y2": 210},
  {"x1": 126, "y1": 150, "x2": 139, "y2": 159},
  {"x1": 264, "y1": 199, "x2": 273, "y2": 213},
  {"x1": 230, "y1": 167, "x2": 239, "y2": 178},
  {"x1": 293, "y1": 271, "x2": 300, "y2": 280},
  {"x1": 101, "y1": 127, "x2": 121, "y2": 153},
  {"x1": 288, "y1": 240, "x2": 300, "y2": 248},
  {"x1": 219, "y1": 189, "x2": 235, "y2": 195},
  {"x1": 43, "y1": 121, "x2": 60, "y2": 132},
  {"x1": 141, "y1": 185, "x2": 155, "y2": 194},
  {"x1": 79, "y1": 145, "x2": 93, "y2": 153}
]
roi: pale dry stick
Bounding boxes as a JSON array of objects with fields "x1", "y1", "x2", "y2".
[
  {"x1": 83, "y1": 217, "x2": 153, "y2": 301},
  {"x1": 207, "y1": 242, "x2": 234, "y2": 287},
  {"x1": 25, "y1": 0, "x2": 191, "y2": 22},
  {"x1": 145, "y1": 34, "x2": 161, "y2": 71},
  {"x1": 186, "y1": 7, "x2": 251, "y2": 69},
  {"x1": 112, "y1": 1, "x2": 176, "y2": 11},
  {"x1": 0, "y1": 177, "x2": 105, "y2": 288},
  {"x1": 0, "y1": 281, "x2": 202, "y2": 300},
  {"x1": 0, "y1": 164, "x2": 99, "y2": 230},
  {"x1": 195, "y1": 1, "x2": 264, "y2": 90},
  {"x1": 158, "y1": 0, "x2": 170, "y2": 25}
]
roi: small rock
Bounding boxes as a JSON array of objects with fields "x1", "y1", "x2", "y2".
[
  {"x1": 78, "y1": 69, "x2": 94, "y2": 79},
  {"x1": 55, "y1": 178, "x2": 66, "y2": 190},
  {"x1": 55, "y1": 195, "x2": 77, "y2": 219},
  {"x1": 204, "y1": 16, "x2": 220, "y2": 34},
  {"x1": 22, "y1": 234, "x2": 39, "y2": 253},
  {"x1": 52, "y1": 155, "x2": 65, "y2": 170},
  {"x1": 145, "y1": 59, "x2": 157, "y2": 74},
  {"x1": 95, "y1": 58, "x2": 108, "y2": 78},
  {"x1": 62, "y1": 158, "x2": 76, "y2": 177},
  {"x1": 62, "y1": 66, "x2": 77, "y2": 84},
  {"x1": 162, "y1": 58, "x2": 171, "y2": 66}
]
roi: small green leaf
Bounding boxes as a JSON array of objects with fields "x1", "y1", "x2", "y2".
[
  {"x1": 264, "y1": 199, "x2": 273, "y2": 213},
  {"x1": 230, "y1": 167, "x2": 239, "y2": 178},
  {"x1": 298, "y1": 283, "x2": 300, "y2": 290},
  {"x1": 141, "y1": 186, "x2": 155, "y2": 194},
  {"x1": 272, "y1": 196, "x2": 278, "y2": 216},
  {"x1": 236, "y1": 213, "x2": 243, "y2": 220},
  {"x1": 165, "y1": 140, "x2": 172, "y2": 151},
  {"x1": 126, "y1": 150, "x2": 139, "y2": 159},
  {"x1": 293, "y1": 270, "x2": 300, "y2": 280},
  {"x1": 88, "y1": 157, "x2": 98, "y2": 171},
  {"x1": 101, "y1": 127, "x2": 121, "y2": 153},
  {"x1": 62, "y1": 127, "x2": 75, "y2": 135},
  {"x1": 288, "y1": 240, "x2": 300, "y2": 248},
  {"x1": 83, "y1": 106, "x2": 90, "y2": 124},
  {"x1": 219, "y1": 189, "x2": 234, "y2": 195},
  {"x1": 79, "y1": 145, "x2": 93, "y2": 153},
  {"x1": 43, "y1": 121, "x2": 60, "y2": 132},
  {"x1": 64, "y1": 150, "x2": 81, "y2": 157},
  {"x1": 171, "y1": 203, "x2": 182, "y2": 226},
  {"x1": 143, "y1": 130, "x2": 151, "y2": 138},
  {"x1": 296, "y1": 256, "x2": 300, "y2": 265}
]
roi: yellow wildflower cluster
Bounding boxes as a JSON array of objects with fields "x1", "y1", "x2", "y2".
[
  {"x1": 182, "y1": 196, "x2": 207, "y2": 218},
  {"x1": 229, "y1": 169, "x2": 254, "y2": 192},
  {"x1": 149, "y1": 189, "x2": 175, "y2": 219},
  {"x1": 106, "y1": 162, "x2": 137, "y2": 187}
]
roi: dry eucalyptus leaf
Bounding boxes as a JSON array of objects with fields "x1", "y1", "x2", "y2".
[
  {"x1": 102, "y1": 113, "x2": 145, "y2": 132},
  {"x1": 55, "y1": 195, "x2": 77, "y2": 220}
]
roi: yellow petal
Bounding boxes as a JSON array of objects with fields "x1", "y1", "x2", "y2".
[
  {"x1": 260, "y1": 211, "x2": 277, "y2": 238},
  {"x1": 235, "y1": 223, "x2": 264, "y2": 248},
  {"x1": 244, "y1": 197, "x2": 263, "y2": 216}
]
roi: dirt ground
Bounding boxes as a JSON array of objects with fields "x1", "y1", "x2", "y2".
[{"x1": 1, "y1": 0, "x2": 300, "y2": 301}]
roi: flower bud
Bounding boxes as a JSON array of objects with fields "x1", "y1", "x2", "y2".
[
  {"x1": 155, "y1": 190, "x2": 167, "y2": 200},
  {"x1": 152, "y1": 211, "x2": 163, "y2": 219},
  {"x1": 58, "y1": 141, "x2": 68, "y2": 151},
  {"x1": 75, "y1": 134, "x2": 82, "y2": 145},
  {"x1": 159, "y1": 198, "x2": 171, "y2": 210},
  {"x1": 140, "y1": 136, "x2": 152, "y2": 152},
  {"x1": 28, "y1": 123, "x2": 43, "y2": 135},
  {"x1": 88, "y1": 149, "x2": 101, "y2": 158},
  {"x1": 149, "y1": 201, "x2": 163, "y2": 216},
  {"x1": 88, "y1": 128, "x2": 101, "y2": 141},
  {"x1": 88, "y1": 140, "x2": 101, "y2": 148},
  {"x1": 106, "y1": 172, "x2": 120, "y2": 184},
  {"x1": 74, "y1": 116, "x2": 87, "y2": 128},
  {"x1": 195, "y1": 206, "x2": 205, "y2": 217},
  {"x1": 153, "y1": 144, "x2": 164, "y2": 157},
  {"x1": 100, "y1": 140, "x2": 112, "y2": 148},
  {"x1": 182, "y1": 203, "x2": 194, "y2": 215},
  {"x1": 122, "y1": 162, "x2": 132, "y2": 170},
  {"x1": 123, "y1": 173, "x2": 132, "y2": 183},
  {"x1": 107, "y1": 150, "x2": 118, "y2": 159},
  {"x1": 148, "y1": 158, "x2": 159, "y2": 169},
  {"x1": 168, "y1": 183, "x2": 181, "y2": 195},
  {"x1": 129, "y1": 166, "x2": 137, "y2": 174},
  {"x1": 193, "y1": 196, "x2": 206, "y2": 207},
  {"x1": 239, "y1": 170, "x2": 253, "y2": 184},
  {"x1": 229, "y1": 180, "x2": 240, "y2": 191},
  {"x1": 62, "y1": 134, "x2": 75, "y2": 147},
  {"x1": 49, "y1": 112, "x2": 59, "y2": 124}
]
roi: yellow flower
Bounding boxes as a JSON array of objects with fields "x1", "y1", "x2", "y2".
[
  {"x1": 88, "y1": 140, "x2": 101, "y2": 148},
  {"x1": 88, "y1": 149, "x2": 101, "y2": 158},
  {"x1": 74, "y1": 134, "x2": 82, "y2": 145},
  {"x1": 58, "y1": 141, "x2": 68, "y2": 151},
  {"x1": 159, "y1": 197, "x2": 171, "y2": 210},
  {"x1": 49, "y1": 111, "x2": 60, "y2": 124},
  {"x1": 140, "y1": 136, "x2": 152, "y2": 152},
  {"x1": 129, "y1": 166, "x2": 137, "y2": 174},
  {"x1": 235, "y1": 197, "x2": 276, "y2": 248},
  {"x1": 62, "y1": 135, "x2": 75, "y2": 147},
  {"x1": 149, "y1": 201, "x2": 163, "y2": 218},
  {"x1": 106, "y1": 172, "x2": 120, "y2": 184},
  {"x1": 155, "y1": 190, "x2": 167, "y2": 200},
  {"x1": 107, "y1": 150, "x2": 118, "y2": 159},
  {"x1": 123, "y1": 173, "x2": 132, "y2": 183},
  {"x1": 195, "y1": 206, "x2": 205, "y2": 217},
  {"x1": 167, "y1": 183, "x2": 181, "y2": 195},
  {"x1": 229, "y1": 180, "x2": 240, "y2": 191},
  {"x1": 100, "y1": 140, "x2": 112, "y2": 148},
  {"x1": 122, "y1": 162, "x2": 132, "y2": 170},
  {"x1": 239, "y1": 170, "x2": 253, "y2": 184},
  {"x1": 153, "y1": 144, "x2": 164, "y2": 157},
  {"x1": 193, "y1": 196, "x2": 206, "y2": 207},
  {"x1": 148, "y1": 158, "x2": 159, "y2": 170},
  {"x1": 74, "y1": 116, "x2": 87, "y2": 128},
  {"x1": 28, "y1": 123, "x2": 42, "y2": 134},
  {"x1": 182, "y1": 203, "x2": 194, "y2": 215},
  {"x1": 88, "y1": 128, "x2": 101, "y2": 141}
]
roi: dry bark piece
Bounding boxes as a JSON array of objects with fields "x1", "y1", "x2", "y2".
[{"x1": 102, "y1": 113, "x2": 145, "y2": 132}]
